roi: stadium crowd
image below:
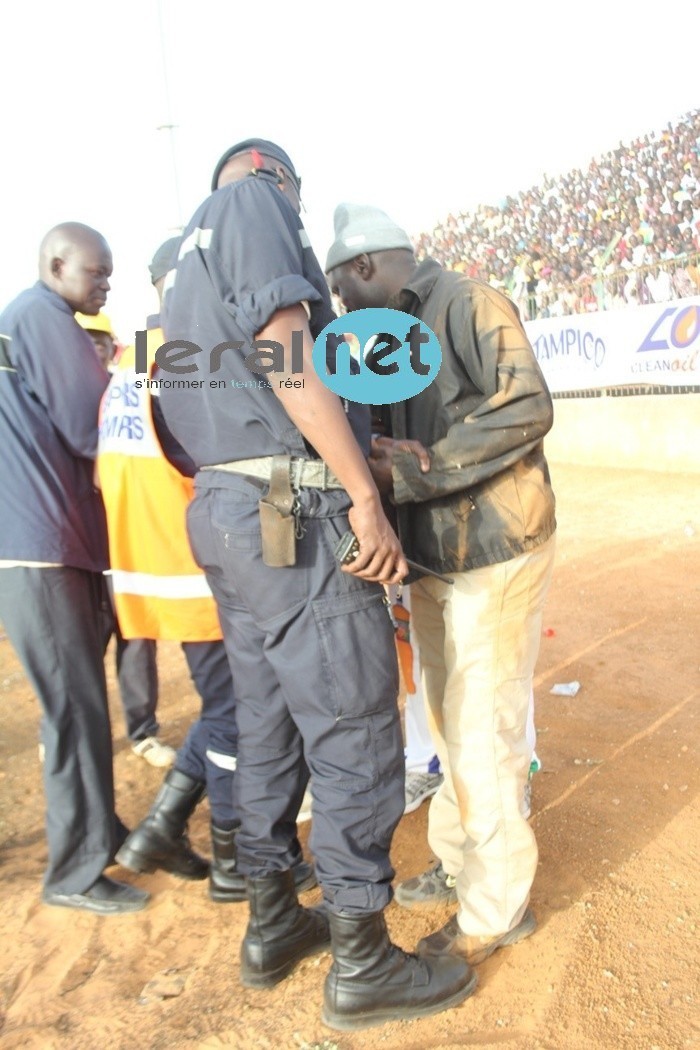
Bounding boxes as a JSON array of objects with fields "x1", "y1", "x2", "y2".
[{"x1": 415, "y1": 109, "x2": 700, "y2": 319}]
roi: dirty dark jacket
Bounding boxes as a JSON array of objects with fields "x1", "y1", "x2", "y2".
[{"x1": 387, "y1": 259, "x2": 556, "y2": 573}]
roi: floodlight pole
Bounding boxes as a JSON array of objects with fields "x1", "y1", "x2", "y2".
[
  {"x1": 156, "y1": 122, "x2": 184, "y2": 233},
  {"x1": 157, "y1": 0, "x2": 184, "y2": 233}
]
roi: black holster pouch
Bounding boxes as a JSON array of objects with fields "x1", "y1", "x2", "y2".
[{"x1": 259, "y1": 456, "x2": 296, "y2": 567}]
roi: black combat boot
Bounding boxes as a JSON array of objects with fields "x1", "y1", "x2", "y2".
[
  {"x1": 240, "y1": 869, "x2": 330, "y2": 988},
  {"x1": 209, "y1": 825, "x2": 318, "y2": 903},
  {"x1": 208, "y1": 824, "x2": 245, "y2": 901},
  {"x1": 116, "y1": 768, "x2": 209, "y2": 879},
  {"x1": 322, "y1": 910, "x2": 477, "y2": 1031}
]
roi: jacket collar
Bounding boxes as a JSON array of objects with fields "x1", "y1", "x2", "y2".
[
  {"x1": 387, "y1": 257, "x2": 443, "y2": 314},
  {"x1": 36, "y1": 280, "x2": 76, "y2": 316}
]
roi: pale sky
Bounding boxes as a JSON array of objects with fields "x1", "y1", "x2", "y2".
[{"x1": 1, "y1": 0, "x2": 698, "y2": 338}]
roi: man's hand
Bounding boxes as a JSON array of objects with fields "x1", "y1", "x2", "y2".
[
  {"x1": 344, "y1": 495, "x2": 408, "y2": 585},
  {"x1": 368, "y1": 436, "x2": 431, "y2": 495}
]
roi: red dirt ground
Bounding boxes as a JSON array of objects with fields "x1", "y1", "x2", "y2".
[{"x1": 0, "y1": 462, "x2": 698, "y2": 1050}]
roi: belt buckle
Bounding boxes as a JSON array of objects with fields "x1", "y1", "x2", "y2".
[{"x1": 290, "y1": 458, "x2": 305, "y2": 491}]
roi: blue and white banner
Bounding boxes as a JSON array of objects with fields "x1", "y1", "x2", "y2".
[{"x1": 525, "y1": 298, "x2": 700, "y2": 393}]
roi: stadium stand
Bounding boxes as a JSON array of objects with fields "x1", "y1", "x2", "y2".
[{"x1": 415, "y1": 110, "x2": 700, "y2": 319}]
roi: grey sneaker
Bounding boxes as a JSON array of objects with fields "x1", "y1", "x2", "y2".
[
  {"x1": 418, "y1": 908, "x2": 537, "y2": 965},
  {"x1": 404, "y1": 770, "x2": 443, "y2": 814},
  {"x1": 394, "y1": 862, "x2": 457, "y2": 909}
]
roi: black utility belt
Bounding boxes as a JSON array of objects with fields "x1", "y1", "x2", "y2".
[{"x1": 202, "y1": 455, "x2": 344, "y2": 567}]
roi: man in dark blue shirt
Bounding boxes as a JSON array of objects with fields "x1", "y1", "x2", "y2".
[
  {"x1": 0, "y1": 223, "x2": 148, "y2": 915},
  {"x1": 159, "y1": 140, "x2": 475, "y2": 1030}
]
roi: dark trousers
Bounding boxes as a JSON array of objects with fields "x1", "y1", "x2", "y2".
[
  {"x1": 101, "y1": 581, "x2": 238, "y2": 824},
  {"x1": 114, "y1": 637, "x2": 158, "y2": 740},
  {"x1": 186, "y1": 477, "x2": 405, "y2": 915},
  {"x1": 0, "y1": 567, "x2": 116, "y2": 894},
  {"x1": 100, "y1": 578, "x2": 159, "y2": 741},
  {"x1": 176, "y1": 640, "x2": 239, "y2": 827}
]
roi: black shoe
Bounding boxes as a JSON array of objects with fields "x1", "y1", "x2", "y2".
[
  {"x1": 209, "y1": 825, "x2": 318, "y2": 903},
  {"x1": 323, "y1": 910, "x2": 477, "y2": 1031},
  {"x1": 116, "y1": 768, "x2": 208, "y2": 880},
  {"x1": 43, "y1": 875, "x2": 149, "y2": 915},
  {"x1": 240, "y1": 870, "x2": 330, "y2": 988}
]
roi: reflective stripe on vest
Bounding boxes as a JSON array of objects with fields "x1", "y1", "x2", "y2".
[{"x1": 98, "y1": 328, "x2": 222, "y2": 642}]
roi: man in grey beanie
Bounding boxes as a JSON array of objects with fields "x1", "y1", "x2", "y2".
[{"x1": 327, "y1": 202, "x2": 557, "y2": 969}]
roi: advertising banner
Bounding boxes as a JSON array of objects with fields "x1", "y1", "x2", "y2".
[{"x1": 525, "y1": 298, "x2": 700, "y2": 393}]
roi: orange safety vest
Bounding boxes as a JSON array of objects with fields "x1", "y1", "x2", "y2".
[{"x1": 97, "y1": 326, "x2": 222, "y2": 642}]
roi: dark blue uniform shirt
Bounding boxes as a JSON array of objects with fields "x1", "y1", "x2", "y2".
[
  {"x1": 146, "y1": 313, "x2": 198, "y2": 478},
  {"x1": 0, "y1": 282, "x2": 109, "y2": 570},
  {"x1": 159, "y1": 173, "x2": 370, "y2": 467}
]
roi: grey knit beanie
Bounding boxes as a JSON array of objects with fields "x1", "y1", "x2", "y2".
[{"x1": 325, "y1": 203, "x2": 413, "y2": 272}]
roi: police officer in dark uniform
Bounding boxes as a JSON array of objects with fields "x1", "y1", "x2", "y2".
[{"x1": 157, "y1": 140, "x2": 475, "y2": 1030}]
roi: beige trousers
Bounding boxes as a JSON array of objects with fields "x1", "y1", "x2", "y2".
[{"x1": 410, "y1": 534, "x2": 556, "y2": 937}]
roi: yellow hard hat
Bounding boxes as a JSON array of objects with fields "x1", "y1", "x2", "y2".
[{"x1": 75, "y1": 311, "x2": 113, "y2": 336}]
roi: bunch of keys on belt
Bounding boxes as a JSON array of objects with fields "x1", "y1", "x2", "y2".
[{"x1": 334, "y1": 531, "x2": 454, "y2": 585}]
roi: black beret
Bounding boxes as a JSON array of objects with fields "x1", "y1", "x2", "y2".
[{"x1": 211, "y1": 138, "x2": 301, "y2": 193}]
